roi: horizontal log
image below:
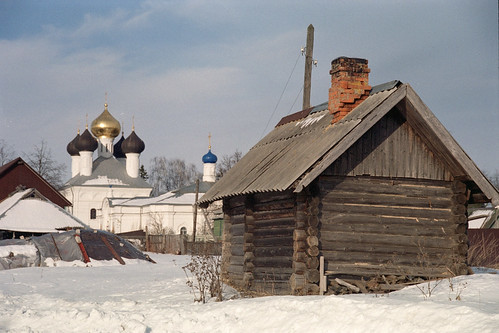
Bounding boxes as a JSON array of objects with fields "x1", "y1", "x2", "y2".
[
  {"x1": 293, "y1": 261, "x2": 307, "y2": 274},
  {"x1": 321, "y1": 212, "x2": 459, "y2": 228},
  {"x1": 244, "y1": 262, "x2": 254, "y2": 272},
  {"x1": 229, "y1": 255, "x2": 244, "y2": 266},
  {"x1": 451, "y1": 180, "x2": 467, "y2": 194},
  {"x1": 254, "y1": 256, "x2": 292, "y2": 268},
  {"x1": 227, "y1": 196, "x2": 246, "y2": 208},
  {"x1": 306, "y1": 226, "x2": 318, "y2": 236},
  {"x1": 322, "y1": 250, "x2": 466, "y2": 267},
  {"x1": 318, "y1": 176, "x2": 453, "y2": 197},
  {"x1": 307, "y1": 236, "x2": 319, "y2": 247},
  {"x1": 253, "y1": 236, "x2": 293, "y2": 247},
  {"x1": 321, "y1": 190, "x2": 452, "y2": 209},
  {"x1": 294, "y1": 240, "x2": 307, "y2": 252},
  {"x1": 320, "y1": 219, "x2": 466, "y2": 237},
  {"x1": 230, "y1": 223, "x2": 245, "y2": 236},
  {"x1": 308, "y1": 215, "x2": 319, "y2": 227},
  {"x1": 306, "y1": 256, "x2": 319, "y2": 269},
  {"x1": 254, "y1": 190, "x2": 294, "y2": 203},
  {"x1": 307, "y1": 283, "x2": 320, "y2": 295},
  {"x1": 452, "y1": 194, "x2": 467, "y2": 205},
  {"x1": 243, "y1": 272, "x2": 254, "y2": 286},
  {"x1": 290, "y1": 273, "x2": 306, "y2": 290},
  {"x1": 307, "y1": 246, "x2": 319, "y2": 257},
  {"x1": 244, "y1": 232, "x2": 254, "y2": 243},
  {"x1": 254, "y1": 246, "x2": 293, "y2": 258},
  {"x1": 244, "y1": 252, "x2": 254, "y2": 263},
  {"x1": 293, "y1": 251, "x2": 307, "y2": 263},
  {"x1": 230, "y1": 245, "x2": 244, "y2": 257},
  {"x1": 228, "y1": 214, "x2": 245, "y2": 225},
  {"x1": 254, "y1": 217, "x2": 295, "y2": 228},
  {"x1": 319, "y1": 230, "x2": 466, "y2": 249},
  {"x1": 231, "y1": 235, "x2": 244, "y2": 245},
  {"x1": 243, "y1": 242, "x2": 254, "y2": 252},
  {"x1": 254, "y1": 199, "x2": 295, "y2": 212},
  {"x1": 254, "y1": 209, "x2": 295, "y2": 221},
  {"x1": 227, "y1": 263, "x2": 244, "y2": 274},
  {"x1": 253, "y1": 227, "x2": 294, "y2": 238},
  {"x1": 324, "y1": 262, "x2": 468, "y2": 278},
  {"x1": 293, "y1": 229, "x2": 307, "y2": 241},
  {"x1": 451, "y1": 204, "x2": 466, "y2": 215},
  {"x1": 321, "y1": 240, "x2": 468, "y2": 257},
  {"x1": 321, "y1": 202, "x2": 451, "y2": 220},
  {"x1": 306, "y1": 269, "x2": 320, "y2": 283},
  {"x1": 253, "y1": 267, "x2": 293, "y2": 280}
]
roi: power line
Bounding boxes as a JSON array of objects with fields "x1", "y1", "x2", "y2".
[{"x1": 260, "y1": 52, "x2": 302, "y2": 139}]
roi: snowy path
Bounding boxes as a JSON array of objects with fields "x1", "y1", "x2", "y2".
[{"x1": 1, "y1": 254, "x2": 498, "y2": 332}]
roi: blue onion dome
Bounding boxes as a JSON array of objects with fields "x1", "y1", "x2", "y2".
[
  {"x1": 67, "y1": 132, "x2": 80, "y2": 156},
  {"x1": 122, "y1": 130, "x2": 145, "y2": 154},
  {"x1": 75, "y1": 128, "x2": 98, "y2": 152},
  {"x1": 113, "y1": 132, "x2": 126, "y2": 158},
  {"x1": 202, "y1": 149, "x2": 218, "y2": 163}
]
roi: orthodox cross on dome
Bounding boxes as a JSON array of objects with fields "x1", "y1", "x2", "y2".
[
  {"x1": 85, "y1": 114, "x2": 88, "y2": 129},
  {"x1": 208, "y1": 133, "x2": 212, "y2": 149}
]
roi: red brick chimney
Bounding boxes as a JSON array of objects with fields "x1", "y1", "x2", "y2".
[{"x1": 329, "y1": 57, "x2": 371, "y2": 124}]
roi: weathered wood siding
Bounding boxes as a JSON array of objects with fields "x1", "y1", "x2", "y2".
[
  {"x1": 251, "y1": 191, "x2": 295, "y2": 294},
  {"x1": 318, "y1": 176, "x2": 468, "y2": 280},
  {"x1": 222, "y1": 196, "x2": 246, "y2": 288},
  {"x1": 326, "y1": 110, "x2": 453, "y2": 181}
]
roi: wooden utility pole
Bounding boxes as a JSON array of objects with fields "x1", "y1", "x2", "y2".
[
  {"x1": 192, "y1": 179, "x2": 199, "y2": 242},
  {"x1": 302, "y1": 24, "x2": 314, "y2": 110}
]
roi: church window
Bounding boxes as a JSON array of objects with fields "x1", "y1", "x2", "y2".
[
  {"x1": 90, "y1": 208, "x2": 96, "y2": 219},
  {"x1": 180, "y1": 227, "x2": 187, "y2": 235}
]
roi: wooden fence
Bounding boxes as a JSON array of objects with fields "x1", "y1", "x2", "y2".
[{"x1": 119, "y1": 232, "x2": 221, "y2": 256}]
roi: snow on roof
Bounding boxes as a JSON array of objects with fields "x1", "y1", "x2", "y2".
[
  {"x1": 468, "y1": 209, "x2": 494, "y2": 229},
  {"x1": 0, "y1": 189, "x2": 86, "y2": 233},
  {"x1": 110, "y1": 191, "x2": 201, "y2": 207},
  {"x1": 83, "y1": 175, "x2": 125, "y2": 186}
]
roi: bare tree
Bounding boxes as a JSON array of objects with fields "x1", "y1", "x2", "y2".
[
  {"x1": 0, "y1": 139, "x2": 15, "y2": 166},
  {"x1": 484, "y1": 170, "x2": 499, "y2": 191},
  {"x1": 216, "y1": 149, "x2": 242, "y2": 178},
  {"x1": 149, "y1": 157, "x2": 200, "y2": 195},
  {"x1": 24, "y1": 140, "x2": 67, "y2": 189}
]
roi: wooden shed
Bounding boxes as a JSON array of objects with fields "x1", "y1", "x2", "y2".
[{"x1": 199, "y1": 57, "x2": 499, "y2": 295}]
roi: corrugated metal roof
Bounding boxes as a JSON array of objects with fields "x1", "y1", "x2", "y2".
[{"x1": 199, "y1": 82, "x2": 400, "y2": 204}]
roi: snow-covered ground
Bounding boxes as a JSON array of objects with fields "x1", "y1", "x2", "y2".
[{"x1": 1, "y1": 254, "x2": 498, "y2": 333}]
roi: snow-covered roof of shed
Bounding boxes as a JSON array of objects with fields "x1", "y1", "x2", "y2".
[{"x1": 0, "y1": 188, "x2": 86, "y2": 233}]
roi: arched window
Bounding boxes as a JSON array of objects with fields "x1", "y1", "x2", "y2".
[
  {"x1": 180, "y1": 227, "x2": 187, "y2": 235},
  {"x1": 90, "y1": 208, "x2": 96, "y2": 219}
]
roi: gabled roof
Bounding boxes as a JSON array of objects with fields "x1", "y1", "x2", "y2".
[
  {"x1": 0, "y1": 188, "x2": 86, "y2": 233},
  {"x1": 199, "y1": 82, "x2": 499, "y2": 206},
  {"x1": 62, "y1": 156, "x2": 152, "y2": 189},
  {"x1": 0, "y1": 157, "x2": 71, "y2": 207}
]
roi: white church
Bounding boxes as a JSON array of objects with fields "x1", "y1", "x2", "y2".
[{"x1": 60, "y1": 102, "x2": 218, "y2": 237}]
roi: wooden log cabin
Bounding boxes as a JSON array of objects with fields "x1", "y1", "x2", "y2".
[{"x1": 199, "y1": 57, "x2": 499, "y2": 295}]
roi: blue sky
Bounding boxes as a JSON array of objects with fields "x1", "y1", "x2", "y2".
[{"x1": 0, "y1": 0, "x2": 497, "y2": 178}]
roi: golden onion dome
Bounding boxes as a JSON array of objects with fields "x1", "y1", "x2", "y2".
[{"x1": 90, "y1": 103, "x2": 121, "y2": 138}]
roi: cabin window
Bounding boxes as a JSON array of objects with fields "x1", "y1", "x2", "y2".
[
  {"x1": 90, "y1": 208, "x2": 96, "y2": 219},
  {"x1": 180, "y1": 227, "x2": 187, "y2": 235}
]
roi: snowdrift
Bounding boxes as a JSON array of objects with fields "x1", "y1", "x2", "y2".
[{"x1": 0, "y1": 229, "x2": 154, "y2": 270}]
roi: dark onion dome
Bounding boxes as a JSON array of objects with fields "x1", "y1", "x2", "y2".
[
  {"x1": 202, "y1": 149, "x2": 218, "y2": 163},
  {"x1": 90, "y1": 103, "x2": 121, "y2": 138},
  {"x1": 113, "y1": 133, "x2": 126, "y2": 158},
  {"x1": 66, "y1": 132, "x2": 80, "y2": 156},
  {"x1": 121, "y1": 130, "x2": 145, "y2": 154},
  {"x1": 75, "y1": 128, "x2": 98, "y2": 152}
]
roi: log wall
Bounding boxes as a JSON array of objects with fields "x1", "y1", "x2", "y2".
[{"x1": 318, "y1": 176, "x2": 468, "y2": 285}]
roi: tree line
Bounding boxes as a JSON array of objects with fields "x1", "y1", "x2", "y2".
[{"x1": 1, "y1": 139, "x2": 243, "y2": 194}]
